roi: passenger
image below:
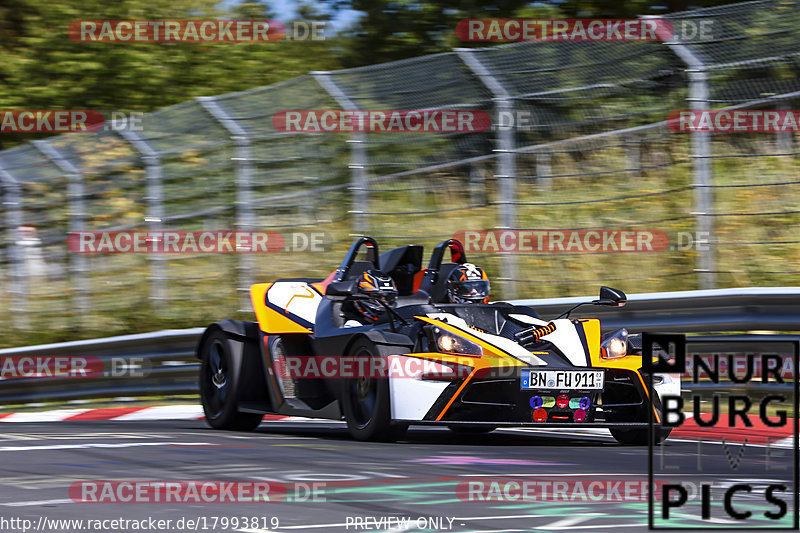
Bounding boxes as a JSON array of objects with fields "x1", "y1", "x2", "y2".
[{"x1": 445, "y1": 263, "x2": 490, "y2": 304}]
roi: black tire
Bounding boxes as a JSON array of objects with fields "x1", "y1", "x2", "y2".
[
  {"x1": 341, "y1": 338, "x2": 407, "y2": 442},
  {"x1": 199, "y1": 329, "x2": 263, "y2": 431},
  {"x1": 448, "y1": 425, "x2": 497, "y2": 434},
  {"x1": 610, "y1": 408, "x2": 672, "y2": 445}
]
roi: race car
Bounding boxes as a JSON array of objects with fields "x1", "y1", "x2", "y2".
[{"x1": 197, "y1": 237, "x2": 680, "y2": 444}]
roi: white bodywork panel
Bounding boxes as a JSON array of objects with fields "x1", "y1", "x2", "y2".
[
  {"x1": 388, "y1": 355, "x2": 450, "y2": 420},
  {"x1": 266, "y1": 282, "x2": 322, "y2": 324},
  {"x1": 538, "y1": 318, "x2": 589, "y2": 366}
]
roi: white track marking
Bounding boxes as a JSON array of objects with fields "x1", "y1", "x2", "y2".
[
  {"x1": 0, "y1": 441, "x2": 216, "y2": 452},
  {"x1": 0, "y1": 409, "x2": 90, "y2": 422},
  {"x1": 112, "y1": 404, "x2": 204, "y2": 420},
  {"x1": 537, "y1": 515, "x2": 604, "y2": 529},
  {"x1": 0, "y1": 498, "x2": 73, "y2": 507},
  {"x1": 542, "y1": 524, "x2": 649, "y2": 530}
]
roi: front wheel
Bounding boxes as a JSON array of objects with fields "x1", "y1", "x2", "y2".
[
  {"x1": 199, "y1": 329, "x2": 263, "y2": 431},
  {"x1": 609, "y1": 408, "x2": 671, "y2": 445},
  {"x1": 340, "y1": 338, "x2": 406, "y2": 442}
]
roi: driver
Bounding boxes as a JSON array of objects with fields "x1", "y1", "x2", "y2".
[
  {"x1": 344, "y1": 269, "x2": 399, "y2": 326},
  {"x1": 446, "y1": 263, "x2": 490, "y2": 304}
]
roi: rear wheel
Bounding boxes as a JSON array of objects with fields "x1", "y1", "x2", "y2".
[
  {"x1": 341, "y1": 338, "x2": 407, "y2": 441},
  {"x1": 199, "y1": 330, "x2": 263, "y2": 431}
]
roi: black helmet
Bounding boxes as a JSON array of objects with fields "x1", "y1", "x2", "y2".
[
  {"x1": 446, "y1": 263, "x2": 490, "y2": 304},
  {"x1": 354, "y1": 269, "x2": 398, "y2": 321}
]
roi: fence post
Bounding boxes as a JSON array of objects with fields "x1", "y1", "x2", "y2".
[
  {"x1": 777, "y1": 100, "x2": 792, "y2": 154},
  {"x1": 456, "y1": 48, "x2": 518, "y2": 298},
  {"x1": 196, "y1": 97, "x2": 254, "y2": 312},
  {"x1": 311, "y1": 72, "x2": 369, "y2": 236},
  {"x1": 469, "y1": 162, "x2": 486, "y2": 206},
  {"x1": 32, "y1": 140, "x2": 90, "y2": 327},
  {"x1": 626, "y1": 137, "x2": 641, "y2": 180},
  {"x1": 536, "y1": 152, "x2": 552, "y2": 189},
  {"x1": 662, "y1": 35, "x2": 716, "y2": 290},
  {"x1": 0, "y1": 164, "x2": 27, "y2": 329},
  {"x1": 117, "y1": 130, "x2": 166, "y2": 311}
]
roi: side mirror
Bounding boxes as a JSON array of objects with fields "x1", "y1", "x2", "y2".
[
  {"x1": 593, "y1": 286, "x2": 627, "y2": 307},
  {"x1": 325, "y1": 280, "x2": 356, "y2": 300}
]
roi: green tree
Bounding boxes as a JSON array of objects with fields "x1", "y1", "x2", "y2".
[{"x1": 0, "y1": 0, "x2": 338, "y2": 149}]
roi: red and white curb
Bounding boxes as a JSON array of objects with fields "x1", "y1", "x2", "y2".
[
  {"x1": 0, "y1": 406, "x2": 793, "y2": 447},
  {"x1": 0, "y1": 405, "x2": 303, "y2": 423}
]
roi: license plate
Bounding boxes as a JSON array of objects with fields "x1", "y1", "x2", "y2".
[{"x1": 521, "y1": 370, "x2": 604, "y2": 390}]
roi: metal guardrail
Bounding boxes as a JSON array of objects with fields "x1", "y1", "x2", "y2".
[
  {"x1": 0, "y1": 288, "x2": 797, "y2": 403},
  {"x1": 515, "y1": 287, "x2": 800, "y2": 333},
  {"x1": 0, "y1": 328, "x2": 204, "y2": 403}
]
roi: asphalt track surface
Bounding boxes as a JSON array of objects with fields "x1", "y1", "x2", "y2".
[{"x1": 0, "y1": 420, "x2": 795, "y2": 533}]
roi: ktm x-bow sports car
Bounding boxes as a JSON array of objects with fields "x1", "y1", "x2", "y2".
[{"x1": 197, "y1": 237, "x2": 680, "y2": 444}]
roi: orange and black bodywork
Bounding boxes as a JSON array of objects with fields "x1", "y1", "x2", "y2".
[{"x1": 196, "y1": 237, "x2": 679, "y2": 442}]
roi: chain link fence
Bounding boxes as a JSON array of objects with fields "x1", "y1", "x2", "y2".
[{"x1": 1, "y1": 0, "x2": 799, "y2": 339}]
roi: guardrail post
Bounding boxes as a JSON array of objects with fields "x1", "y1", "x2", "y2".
[
  {"x1": 646, "y1": 16, "x2": 715, "y2": 290},
  {"x1": 0, "y1": 164, "x2": 28, "y2": 329},
  {"x1": 117, "y1": 130, "x2": 166, "y2": 311},
  {"x1": 196, "y1": 97, "x2": 255, "y2": 312},
  {"x1": 456, "y1": 49, "x2": 518, "y2": 298},
  {"x1": 311, "y1": 72, "x2": 369, "y2": 236}
]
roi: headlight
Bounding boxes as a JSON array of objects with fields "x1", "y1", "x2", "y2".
[
  {"x1": 600, "y1": 328, "x2": 628, "y2": 359},
  {"x1": 429, "y1": 327, "x2": 483, "y2": 356}
]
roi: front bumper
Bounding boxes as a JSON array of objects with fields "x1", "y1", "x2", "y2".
[{"x1": 419, "y1": 367, "x2": 658, "y2": 425}]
